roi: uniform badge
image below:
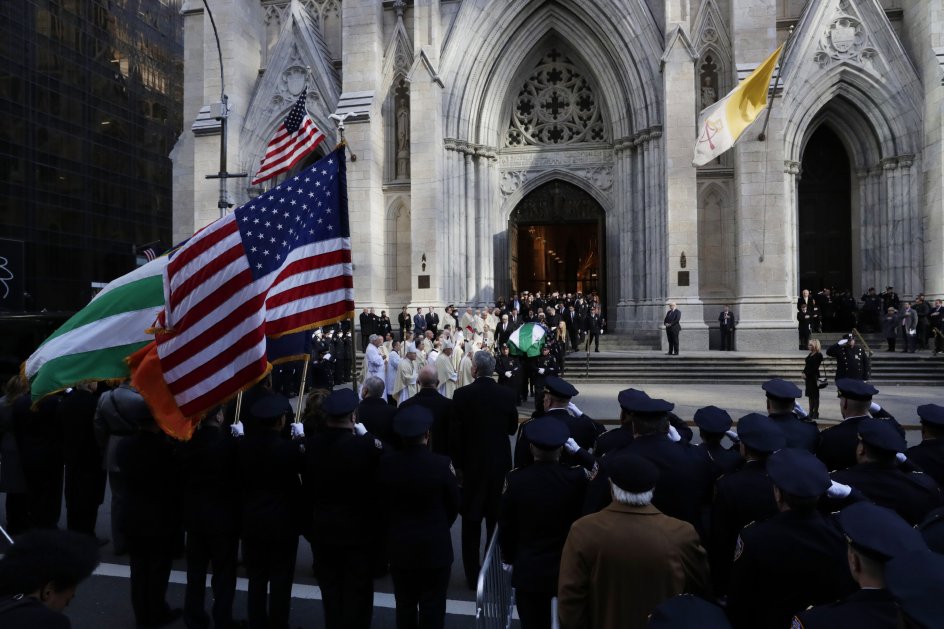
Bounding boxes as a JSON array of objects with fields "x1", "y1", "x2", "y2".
[
  {"x1": 734, "y1": 535, "x2": 744, "y2": 561},
  {"x1": 374, "y1": 438, "x2": 383, "y2": 450}
]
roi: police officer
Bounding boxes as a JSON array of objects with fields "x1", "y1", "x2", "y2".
[
  {"x1": 829, "y1": 418, "x2": 944, "y2": 525},
  {"x1": 885, "y1": 549, "x2": 944, "y2": 629},
  {"x1": 500, "y1": 417, "x2": 588, "y2": 629},
  {"x1": 816, "y1": 379, "x2": 902, "y2": 472},
  {"x1": 907, "y1": 403, "x2": 944, "y2": 487},
  {"x1": 726, "y1": 449, "x2": 856, "y2": 629},
  {"x1": 379, "y1": 406, "x2": 459, "y2": 629},
  {"x1": 514, "y1": 376, "x2": 602, "y2": 470},
  {"x1": 236, "y1": 392, "x2": 305, "y2": 629},
  {"x1": 693, "y1": 406, "x2": 742, "y2": 475},
  {"x1": 304, "y1": 388, "x2": 384, "y2": 629},
  {"x1": 593, "y1": 388, "x2": 643, "y2": 457},
  {"x1": 826, "y1": 334, "x2": 871, "y2": 381},
  {"x1": 792, "y1": 502, "x2": 928, "y2": 628},
  {"x1": 708, "y1": 413, "x2": 783, "y2": 597},
  {"x1": 762, "y1": 379, "x2": 819, "y2": 452},
  {"x1": 495, "y1": 343, "x2": 522, "y2": 404},
  {"x1": 530, "y1": 345, "x2": 559, "y2": 412}
]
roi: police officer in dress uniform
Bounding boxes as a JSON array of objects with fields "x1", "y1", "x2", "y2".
[
  {"x1": 693, "y1": 406, "x2": 743, "y2": 476},
  {"x1": 791, "y1": 502, "x2": 928, "y2": 629},
  {"x1": 907, "y1": 403, "x2": 944, "y2": 488},
  {"x1": 726, "y1": 449, "x2": 857, "y2": 629},
  {"x1": 304, "y1": 388, "x2": 385, "y2": 629},
  {"x1": 495, "y1": 344, "x2": 522, "y2": 404},
  {"x1": 649, "y1": 595, "x2": 733, "y2": 629},
  {"x1": 236, "y1": 393, "x2": 306, "y2": 629},
  {"x1": 885, "y1": 550, "x2": 944, "y2": 629},
  {"x1": 762, "y1": 379, "x2": 819, "y2": 452},
  {"x1": 828, "y1": 418, "x2": 944, "y2": 526},
  {"x1": 514, "y1": 377, "x2": 602, "y2": 470},
  {"x1": 816, "y1": 379, "x2": 903, "y2": 472},
  {"x1": 708, "y1": 413, "x2": 783, "y2": 598},
  {"x1": 499, "y1": 418, "x2": 588, "y2": 629},
  {"x1": 826, "y1": 334, "x2": 871, "y2": 381},
  {"x1": 529, "y1": 345, "x2": 559, "y2": 412},
  {"x1": 59, "y1": 383, "x2": 107, "y2": 538},
  {"x1": 379, "y1": 406, "x2": 459, "y2": 629}
]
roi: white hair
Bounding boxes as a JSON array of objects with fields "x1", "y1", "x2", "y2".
[{"x1": 609, "y1": 481, "x2": 654, "y2": 506}]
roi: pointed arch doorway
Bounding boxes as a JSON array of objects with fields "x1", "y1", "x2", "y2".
[{"x1": 509, "y1": 180, "x2": 605, "y2": 302}]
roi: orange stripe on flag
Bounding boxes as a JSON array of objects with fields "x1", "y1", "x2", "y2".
[{"x1": 128, "y1": 341, "x2": 198, "y2": 440}]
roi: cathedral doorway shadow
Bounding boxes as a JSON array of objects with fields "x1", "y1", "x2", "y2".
[{"x1": 509, "y1": 180, "x2": 605, "y2": 304}]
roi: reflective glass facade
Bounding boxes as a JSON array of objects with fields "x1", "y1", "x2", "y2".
[{"x1": 0, "y1": 0, "x2": 183, "y2": 312}]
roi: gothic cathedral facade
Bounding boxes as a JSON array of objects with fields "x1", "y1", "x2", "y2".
[{"x1": 172, "y1": 0, "x2": 944, "y2": 350}]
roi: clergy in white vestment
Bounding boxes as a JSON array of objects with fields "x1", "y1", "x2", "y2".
[
  {"x1": 362, "y1": 335, "x2": 386, "y2": 398},
  {"x1": 457, "y1": 345, "x2": 475, "y2": 387},
  {"x1": 459, "y1": 308, "x2": 477, "y2": 339},
  {"x1": 435, "y1": 342, "x2": 459, "y2": 398},
  {"x1": 385, "y1": 341, "x2": 401, "y2": 402},
  {"x1": 392, "y1": 343, "x2": 419, "y2": 403}
]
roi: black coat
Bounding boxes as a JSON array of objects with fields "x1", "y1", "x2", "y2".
[
  {"x1": 499, "y1": 461, "x2": 587, "y2": 593},
  {"x1": 727, "y1": 510, "x2": 857, "y2": 629},
  {"x1": 593, "y1": 425, "x2": 634, "y2": 458},
  {"x1": 378, "y1": 444, "x2": 459, "y2": 570},
  {"x1": 0, "y1": 596, "x2": 70, "y2": 629},
  {"x1": 768, "y1": 412, "x2": 819, "y2": 453},
  {"x1": 803, "y1": 351, "x2": 823, "y2": 386},
  {"x1": 793, "y1": 588, "x2": 899, "y2": 629},
  {"x1": 514, "y1": 408, "x2": 601, "y2": 469},
  {"x1": 178, "y1": 424, "x2": 240, "y2": 535},
  {"x1": 826, "y1": 342, "x2": 871, "y2": 380},
  {"x1": 59, "y1": 389, "x2": 102, "y2": 472},
  {"x1": 399, "y1": 388, "x2": 454, "y2": 457},
  {"x1": 356, "y1": 397, "x2": 398, "y2": 447},
  {"x1": 117, "y1": 430, "x2": 181, "y2": 537},
  {"x1": 908, "y1": 439, "x2": 944, "y2": 489},
  {"x1": 700, "y1": 441, "x2": 743, "y2": 476},
  {"x1": 817, "y1": 415, "x2": 904, "y2": 473},
  {"x1": 236, "y1": 431, "x2": 306, "y2": 540},
  {"x1": 830, "y1": 462, "x2": 944, "y2": 525}
]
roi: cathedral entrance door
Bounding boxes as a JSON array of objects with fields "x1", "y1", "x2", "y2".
[
  {"x1": 509, "y1": 180, "x2": 605, "y2": 303},
  {"x1": 798, "y1": 126, "x2": 853, "y2": 292}
]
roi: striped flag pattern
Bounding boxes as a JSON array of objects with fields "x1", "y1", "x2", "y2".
[
  {"x1": 157, "y1": 147, "x2": 354, "y2": 418},
  {"x1": 251, "y1": 88, "x2": 326, "y2": 185}
]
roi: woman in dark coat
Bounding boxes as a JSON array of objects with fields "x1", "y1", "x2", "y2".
[{"x1": 803, "y1": 339, "x2": 824, "y2": 419}]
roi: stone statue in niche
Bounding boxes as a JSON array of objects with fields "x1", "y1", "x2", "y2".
[
  {"x1": 699, "y1": 54, "x2": 719, "y2": 108},
  {"x1": 395, "y1": 80, "x2": 410, "y2": 179}
]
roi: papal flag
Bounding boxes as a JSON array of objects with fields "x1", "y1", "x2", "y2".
[{"x1": 692, "y1": 44, "x2": 784, "y2": 166}]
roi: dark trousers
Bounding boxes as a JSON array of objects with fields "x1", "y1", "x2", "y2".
[
  {"x1": 391, "y1": 565, "x2": 450, "y2": 629},
  {"x1": 515, "y1": 589, "x2": 554, "y2": 629},
  {"x1": 805, "y1": 380, "x2": 820, "y2": 418},
  {"x1": 568, "y1": 331, "x2": 579, "y2": 353},
  {"x1": 184, "y1": 529, "x2": 238, "y2": 629},
  {"x1": 799, "y1": 329, "x2": 810, "y2": 350},
  {"x1": 721, "y1": 329, "x2": 734, "y2": 351},
  {"x1": 21, "y1": 467, "x2": 63, "y2": 530},
  {"x1": 934, "y1": 329, "x2": 944, "y2": 353},
  {"x1": 461, "y1": 482, "x2": 500, "y2": 587},
  {"x1": 128, "y1": 534, "x2": 175, "y2": 626},
  {"x1": 312, "y1": 543, "x2": 374, "y2": 629},
  {"x1": 243, "y1": 535, "x2": 298, "y2": 629},
  {"x1": 109, "y1": 471, "x2": 129, "y2": 554},
  {"x1": 902, "y1": 330, "x2": 917, "y2": 352},
  {"x1": 65, "y1": 467, "x2": 106, "y2": 536},
  {"x1": 587, "y1": 330, "x2": 600, "y2": 352},
  {"x1": 666, "y1": 326, "x2": 680, "y2": 354},
  {"x1": 887, "y1": 337, "x2": 897, "y2": 351}
]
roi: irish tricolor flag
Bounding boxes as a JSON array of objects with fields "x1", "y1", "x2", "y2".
[
  {"x1": 692, "y1": 44, "x2": 784, "y2": 166},
  {"x1": 25, "y1": 256, "x2": 166, "y2": 402},
  {"x1": 507, "y1": 322, "x2": 547, "y2": 358}
]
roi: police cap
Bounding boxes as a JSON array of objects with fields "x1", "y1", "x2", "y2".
[
  {"x1": 606, "y1": 453, "x2": 660, "y2": 493},
  {"x1": 694, "y1": 406, "x2": 733, "y2": 434},
  {"x1": 857, "y1": 417, "x2": 906, "y2": 453},
  {"x1": 736, "y1": 413, "x2": 785, "y2": 454},
  {"x1": 836, "y1": 502, "x2": 927, "y2": 561},
  {"x1": 249, "y1": 393, "x2": 292, "y2": 422},
  {"x1": 320, "y1": 387, "x2": 358, "y2": 417},
  {"x1": 523, "y1": 417, "x2": 570, "y2": 450},
  {"x1": 917, "y1": 404, "x2": 944, "y2": 428},
  {"x1": 836, "y1": 378, "x2": 879, "y2": 401},
  {"x1": 762, "y1": 378, "x2": 802, "y2": 400},
  {"x1": 885, "y1": 550, "x2": 944, "y2": 629},
  {"x1": 648, "y1": 594, "x2": 732, "y2": 628},
  {"x1": 543, "y1": 376, "x2": 579, "y2": 399},
  {"x1": 617, "y1": 388, "x2": 650, "y2": 412},
  {"x1": 620, "y1": 394, "x2": 674, "y2": 415},
  {"x1": 766, "y1": 448, "x2": 830, "y2": 498},
  {"x1": 393, "y1": 405, "x2": 434, "y2": 438}
]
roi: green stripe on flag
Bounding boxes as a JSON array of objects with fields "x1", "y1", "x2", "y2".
[{"x1": 28, "y1": 342, "x2": 153, "y2": 399}]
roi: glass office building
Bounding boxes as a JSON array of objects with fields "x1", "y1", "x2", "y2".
[{"x1": 0, "y1": 0, "x2": 183, "y2": 315}]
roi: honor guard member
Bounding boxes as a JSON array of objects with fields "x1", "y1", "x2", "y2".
[
  {"x1": 237, "y1": 393, "x2": 306, "y2": 629},
  {"x1": 826, "y1": 334, "x2": 871, "y2": 381},
  {"x1": 762, "y1": 378, "x2": 820, "y2": 452},
  {"x1": 885, "y1": 550, "x2": 944, "y2": 629},
  {"x1": 693, "y1": 406, "x2": 743, "y2": 476},
  {"x1": 708, "y1": 414, "x2": 783, "y2": 598},
  {"x1": 649, "y1": 595, "x2": 733, "y2": 629},
  {"x1": 514, "y1": 376, "x2": 602, "y2": 470},
  {"x1": 907, "y1": 404, "x2": 944, "y2": 488},
  {"x1": 304, "y1": 388, "x2": 385, "y2": 629},
  {"x1": 829, "y1": 418, "x2": 944, "y2": 526},
  {"x1": 530, "y1": 345, "x2": 559, "y2": 412},
  {"x1": 593, "y1": 388, "x2": 644, "y2": 457},
  {"x1": 817, "y1": 379, "x2": 902, "y2": 472},
  {"x1": 379, "y1": 406, "x2": 459, "y2": 629},
  {"x1": 499, "y1": 417, "x2": 589, "y2": 629},
  {"x1": 792, "y1": 502, "x2": 928, "y2": 629},
  {"x1": 727, "y1": 449, "x2": 856, "y2": 629}
]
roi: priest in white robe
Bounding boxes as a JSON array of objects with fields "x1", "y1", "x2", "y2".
[
  {"x1": 392, "y1": 342, "x2": 419, "y2": 404},
  {"x1": 435, "y1": 341, "x2": 460, "y2": 399},
  {"x1": 362, "y1": 334, "x2": 386, "y2": 399}
]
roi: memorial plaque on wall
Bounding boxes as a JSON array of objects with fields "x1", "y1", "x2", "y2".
[
  {"x1": 677, "y1": 271, "x2": 689, "y2": 287},
  {"x1": 417, "y1": 275, "x2": 430, "y2": 289},
  {"x1": 0, "y1": 239, "x2": 25, "y2": 311}
]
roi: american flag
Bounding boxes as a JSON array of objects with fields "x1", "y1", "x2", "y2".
[
  {"x1": 157, "y1": 147, "x2": 354, "y2": 418},
  {"x1": 251, "y1": 88, "x2": 326, "y2": 185}
]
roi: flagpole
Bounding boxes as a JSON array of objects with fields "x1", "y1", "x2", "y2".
[
  {"x1": 295, "y1": 358, "x2": 309, "y2": 423},
  {"x1": 757, "y1": 25, "x2": 795, "y2": 142},
  {"x1": 234, "y1": 390, "x2": 244, "y2": 423},
  {"x1": 350, "y1": 313, "x2": 358, "y2": 393}
]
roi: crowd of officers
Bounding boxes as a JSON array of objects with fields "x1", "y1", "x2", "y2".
[{"x1": 2, "y1": 346, "x2": 944, "y2": 628}]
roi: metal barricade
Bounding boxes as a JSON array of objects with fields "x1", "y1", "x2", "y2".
[{"x1": 475, "y1": 526, "x2": 515, "y2": 629}]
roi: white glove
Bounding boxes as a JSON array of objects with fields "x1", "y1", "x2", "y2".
[
  {"x1": 794, "y1": 403, "x2": 808, "y2": 419},
  {"x1": 667, "y1": 425, "x2": 682, "y2": 442},
  {"x1": 600, "y1": 329, "x2": 604, "y2": 335},
  {"x1": 725, "y1": 429, "x2": 739, "y2": 443},
  {"x1": 869, "y1": 402, "x2": 882, "y2": 414},
  {"x1": 538, "y1": 368, "x2": 545, "y2": 375},
  {"x1": 563, "y1": 437, "x2": 579, "y2": 454},
  {"x1": 450, "y1": 373, "x2": 459, "y2": 382},
  {"x1": 290, "y1": 422, "x2": 305, "y2": 438},
  {"x1": 827, "y1": 481, "x2": 852, "y2": 499},
  {"x1": 230, "y1": 421, "x2": 245, "y2": 437},
  {"x1": 504, "y1": 371, "x2": 512, "y2": 378},
  {"x1": 838, "y1": 339, "x2": 848, "y2": 346},
  {"x1": 354, "y1": 422, "x2": 367, "y2": 436},
  {"x1": 323, "y1": 352, "x2": 332, "y2": 361},
  {"x1": 896, "y1": 452, "x2": 907, "y2": 464},
  {"x1": 567, "y1": 402, "x2": 582, "y2": 417}
]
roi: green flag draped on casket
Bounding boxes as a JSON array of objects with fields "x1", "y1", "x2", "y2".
[{"x1": 507, "y1": 322, "x2": 547, "y2": 357}]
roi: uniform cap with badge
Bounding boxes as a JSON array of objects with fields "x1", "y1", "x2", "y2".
[
  {"x1": 762, "y1": 378, "x2": 802, "y2": 400},
  {"x1": 835, "y1": 378, "x2": 879, "y2": 401},
  {"x1": 617, "y1": 388, "x2": 650, "y2": 412},
  {"x1": 765, "y1": 448, "x2": 830, "y2": 498},
  {"x1": 606, "y1": 453, "x2": 660, "y2": 493},
  {"x1": 647, "y1": 594, "x2": 732, "y2": 628},
  {"x1": 835, "y1": 502, "x2": 928, "y2": 561},
  {"x1": 522, "y1": 416, "x2": 570, "y2": 450},
  {"x1": 916, "y1": 403, "x2": 944, "y2": 427},
  {"x1": 735, "y1": 413, "x2": 786, "y2": 454},
  {"x1": 618, "y1": 390, "x2": 674, "y2": 415},
  {"x1": 393, "y1": 405, "x2": 434, "y2": 438},
  {"x1": 320, "y1": 387, "x2": 358, "y2": 417},
  {"x1": 857, "y1": 417, "x2": 906, "y2": 454},
  {"x1": 249, "y1": 392, "x2": 293, "y2": 423},
  {"x1": 542, "y1": 376, "x2": 579, "y2": 399},
  {"x1": 694, "y1": 406, "x2": 733, "y2": 434}
]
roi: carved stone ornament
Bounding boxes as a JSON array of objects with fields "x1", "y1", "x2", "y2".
[
  {"x1": 813, "y1": 3, "x2": 881, "y2": 71},
  {"x1": 500, "y1": 171, "x2": 528, "y2": 196}
]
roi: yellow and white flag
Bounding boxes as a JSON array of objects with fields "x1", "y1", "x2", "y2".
[{"x1": 693, "y1": 44, "x2": 784, "y2": 166}]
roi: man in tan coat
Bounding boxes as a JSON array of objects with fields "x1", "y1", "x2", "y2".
[{"x1": 558, "y1": 454, "x2": 709, "y2": 629}]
